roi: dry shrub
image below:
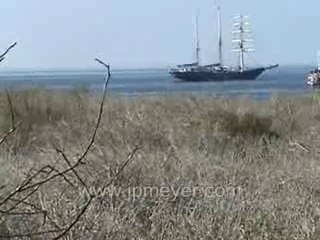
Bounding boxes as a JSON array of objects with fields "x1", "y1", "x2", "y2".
[
  {"x1": 10, "y1": 89, "x2": 89, "y2": 128},
  {"x1": 0, "y1": 89, "x2": 94, "y2": 152},
  {"x1": 205, "y1": 108, "x2": 276, "y2": 138},
  {"x1": 1, "y1": 90, "x2": 320, "y2": 239}
]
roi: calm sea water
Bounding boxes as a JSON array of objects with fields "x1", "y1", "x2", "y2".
[{"x1": 0, "y1": 65, "x2": 315, "y2": 99}]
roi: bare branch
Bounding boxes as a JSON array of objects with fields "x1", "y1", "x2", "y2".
[
  {"x1": 0, "y1": 42, "x2": 17, "y2": 61},
  {"x1": 0, "y1": 44, "x2": 18, "y2": 145},
  {"x1": 10, "y1": 58, "x2": 111, "y2": 194},
  {"x1": 51, "y1": 196, "x2": 94, "y2": 240},
  {"x1": 95, "y1": 58, "x2": 110, "y2": 70},
  {"x1": 4, "y1": 185, "x2": 40, "y2": 212},
  {"x1": 101, "y1": 146, "x2": 141, "y2": 192},
  {"x1": 0, "y1": 126, "x2": 19, "y2": 146},
  {"x1": 50, "y1": 59, "x2": 111, "y2": 240},
  {"x1": 56, "y1": 149, "x2": 90, "y2": 193},
  {"x1": 77, "y1": 58, "x2": 111, "y2": 162},
  {"x1": 6, "y1": 91, "x2": 15, "y2": 127},
  {"x1": 0, "y1": 91, "x2": 20, "y2": 146},
  {"x1": 0, "y1": 165, "x2": 53, "y2": 207},
  {"x1": 1, "y1": 197, "x2": 51, "y2": 226}
]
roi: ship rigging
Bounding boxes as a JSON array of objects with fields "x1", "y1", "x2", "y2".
[{"x1": 169, "y1": 2, "x2": 279, "y2": 82}]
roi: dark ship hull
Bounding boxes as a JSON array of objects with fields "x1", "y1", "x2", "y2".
[
  {"x1": 170, "y1": 67, "x2": 265, "y2": 82},
  {"x1": 169, "y1": 64, "x2": 278, "y2": 82}
]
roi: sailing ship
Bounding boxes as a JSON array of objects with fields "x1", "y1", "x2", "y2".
[
  {"x1": 306, "y1": 51, "x2": 320, "y2": 87},
  {"x1": 169, "y1": 4, "x2": 279, "y2": 82}
]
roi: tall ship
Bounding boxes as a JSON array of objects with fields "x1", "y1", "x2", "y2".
[{"x1": 169, "y1": 4, "x2": 279, "y2": 82}]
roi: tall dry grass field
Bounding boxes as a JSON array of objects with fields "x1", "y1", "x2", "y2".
[{"x1": 1, "y1": 89, "x2": 320, "y2": 239}]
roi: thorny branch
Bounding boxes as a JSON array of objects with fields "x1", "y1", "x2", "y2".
[{"x1": 0, "y1": 58, "x2": 140, "y2": 239}]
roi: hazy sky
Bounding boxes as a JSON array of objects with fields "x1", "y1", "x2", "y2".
[{"x1": 1, "y1": 0, "x2": 319, "y2": 69}]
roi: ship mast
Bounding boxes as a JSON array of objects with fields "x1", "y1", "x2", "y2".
[
  {"x1": 232, "y1": 14, "x2": 254, "y2": 71},
  {"x1": 196, "y1": 11, "x2": 200, "y2": 65},
  {"x1": 317, "y1": 50, "x2": 320, "y2": 71},
  {"x1": 216, "y1": 1, "x2": 223, "y2": 66}
]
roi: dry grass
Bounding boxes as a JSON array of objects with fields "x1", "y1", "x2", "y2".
[{"x1": 1, "y1": 89, "x2": 320, "y2": 239}]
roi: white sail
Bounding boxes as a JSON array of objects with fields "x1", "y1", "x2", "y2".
[
  {"x1": 233, "y1": 22, "x2": 250, "y2": 26},
  {"x1": 232, "y1": 49, "x2": 255, "y2": 52},
  {"x1": 232, "y1": 39, "x2": 253, "y2": 42},
  {"x1": 232, "y1": 30, "x2": 251, "y2": 34},
  {"x1": 232, "y1": 14, "x2": 254, "y2": 71},
  {"x1": 233, "y1": 15, "x2": 249, "y2": 20}
]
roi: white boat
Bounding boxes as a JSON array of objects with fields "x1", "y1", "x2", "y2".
[{"x1": 306, "y1": 51, "x2": 320, "y2": 87}]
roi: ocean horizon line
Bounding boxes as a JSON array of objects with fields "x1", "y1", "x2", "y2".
[{"x1": 0, "y1": 63, "x2": 314, "y2": 73}]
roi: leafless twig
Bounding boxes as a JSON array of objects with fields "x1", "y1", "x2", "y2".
[
  {"x1": 0, "y1": 42, "x2": 19, "y2": 145},
  {"x1": 0, "y1": 91, "x2": 20, "y2": 146},
  {"x1": 51, "y1": 58, "x2": 111, "y2": 240},
  {"x1": 0, "y1": 42, "x2": 17, "y2": 63}
]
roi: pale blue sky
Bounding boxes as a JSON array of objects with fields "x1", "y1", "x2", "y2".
[{"x1": 0, "y1": 0, "x2": 319, "y2": 69}]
